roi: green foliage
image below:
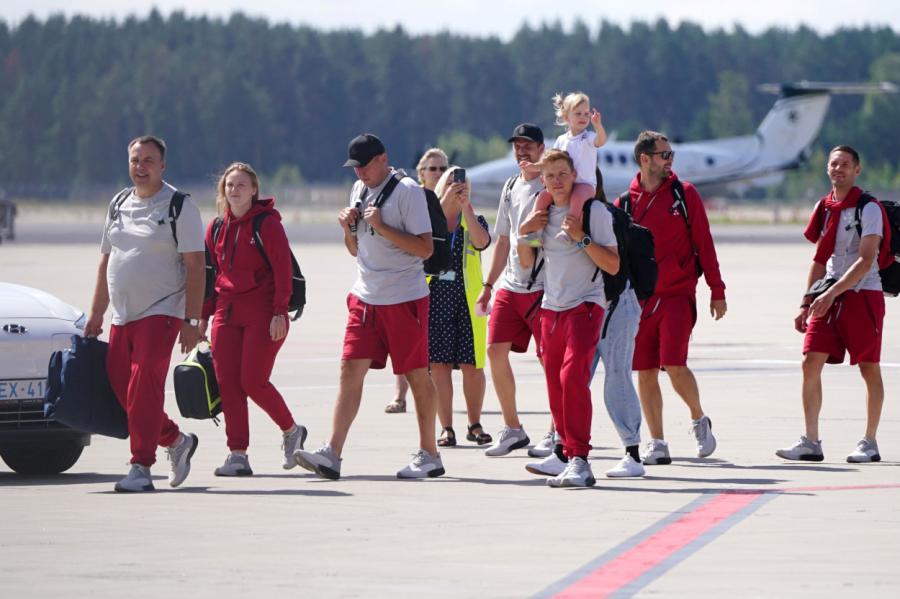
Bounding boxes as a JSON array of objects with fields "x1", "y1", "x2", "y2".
[{"x1": 1, "y1": 14, "x2": 900, "y2": 195}]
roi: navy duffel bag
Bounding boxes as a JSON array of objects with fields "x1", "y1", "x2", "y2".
[{"x1": 45, "y1": 335, "x2": 128, "y2": 439}]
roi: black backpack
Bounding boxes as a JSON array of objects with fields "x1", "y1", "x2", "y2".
[
  {"x1": 357, "y1": 174, "x2": 451, "y2": 276},
  {"x1": 583, "y1": 199, "x2": 658, "y2": 338},
  {"x1": 207, "y1": 213, "x2": 307, "y2": 320},
  {"x1": 854, "y1": 192, "x2": 900, "y2": 296},
  {"x1": 618, "y1": 177, "x2": 702, "y2": 277},
  {"x1": 45, "y1": 336, "x2": 129, "y2": 439},
  {"x1": 109, "y1": 187, "x2": 189, "y2": 245}
]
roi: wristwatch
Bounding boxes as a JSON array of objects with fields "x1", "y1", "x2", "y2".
[
  {"x1": 576, "y1": 236, "x2": 592, "y2": 249},
  {"x1": 183, "y1": 318, "x2": 200, "y2": 327}
]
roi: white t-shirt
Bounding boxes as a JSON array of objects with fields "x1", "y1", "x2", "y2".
[
  {"x1": 349, "y1": 171, "x2": 432, "y2": 305},
  {"x1": 540, "y1": 200, "x2": 617, "y2": 311},
  {"x1": 553, "y1": 130, "x2": 598, "y2": 187},
  {"x1": 826, "y1": 202, "x2": 883, "y2": 292},
  {"x1": 100, "y1": 182, "x2": 205, "y2": 325},
  {"x1": 493, "y1": 175, "x2": 545, "y2": 293}
]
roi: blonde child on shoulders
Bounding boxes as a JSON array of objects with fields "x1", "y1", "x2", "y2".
[{"x1": 521, "y1": 91, "x2": 607, "y2": 245}]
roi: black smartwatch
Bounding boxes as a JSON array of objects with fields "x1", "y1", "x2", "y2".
[{"x1": 576, "y1": 236, "x2": 592, "y2": 249}]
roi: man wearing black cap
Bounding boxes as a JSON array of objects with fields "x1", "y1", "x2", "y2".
[
  {"x1": 294, "y1": 134, "x2": 444, "y2": 480},
  {"x1": 476, "y1": 124, "x2": 551, "y2": 458}
]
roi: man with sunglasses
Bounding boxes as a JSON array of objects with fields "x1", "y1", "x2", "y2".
[{"x1": 616, "y1": 131, "x2": 727, "y2": 465}]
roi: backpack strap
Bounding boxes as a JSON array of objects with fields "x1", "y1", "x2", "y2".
[
  {"x1": 526, "y1": 190, "x2": 544, "y2": 290},
  {"x1": 617, "y1": 191, "x2": 632, "y2": 215},
  {"x1": 372, "y1": 174, "x2": 402, "y2": 209},
  {"x1": 168, "y1": 191, "x2": 188, "y2": 246},
  {"x1": 108, "y1": 187, "x2": 134, "y2": 222},
  {"x1": 251, "y1": 212, "x2": 274, "y2": 270},
  {"x1": 502, "y1": 175, "x2": 519, "y2": 204},
  {"x1": 853, "y1": 191, "x2": 876, "y2": 237},
  {"x1": 670, "y1": 178, "x2": 690, "y2": 230},
  {"x1": 601, "y1": 296, "x2": 620, "y2": 340},
  {"x1": 582, "y1": 198, "x2": 600, "y2": 282}
]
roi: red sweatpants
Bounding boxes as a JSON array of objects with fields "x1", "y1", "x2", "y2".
[
  {"x1": 211, "y1": 304, "x2": 293, "y2": 451},
  {"x1": 540, "y1": 302, "x2": 604, "y2": 458},
  {"x1": 107, "y1": 315, "x2": 182, "y2": 467}
]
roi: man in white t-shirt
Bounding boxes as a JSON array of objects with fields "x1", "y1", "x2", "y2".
[
  {"x1": 778, "y1": 145, "x2": 889, "y2": 464},
  {"x1": 295, "y1": 134, "x2": 444, "y2": 480},
  {"x1": 476, "y1": 123, "x2": 547, "y2": 457},
  {"x1": 518, "y1": 149, "x2": 620, "y2": 487},
  {"x1": 84, "y1": 135, "x2": 205, "y2": 493}
]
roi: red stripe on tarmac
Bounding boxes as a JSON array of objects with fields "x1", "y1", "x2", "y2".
[{"x1": 554, "y1": 492, "x2": 762, "y2": 599}]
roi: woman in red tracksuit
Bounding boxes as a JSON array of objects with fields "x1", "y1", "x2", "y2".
[{"x1": 200, "y1": 162, "x2": 307, "y2": 477}]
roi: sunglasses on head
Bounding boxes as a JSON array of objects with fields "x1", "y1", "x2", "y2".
[
  {"x1": 425, "y1": 165, "x2": 449, "y2": 172},
  {"x1": 645, "y1": 150, "x2": 675, "y2": 160}
]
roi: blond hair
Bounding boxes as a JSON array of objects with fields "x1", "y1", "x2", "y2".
[
  {"x1": 538, "y1": 148, "x2": 575, "y2": 171},
  {"x1": 552, "y1": 91, "x2": 590, "y2": 127},
  {"x1": 216, "y1": 162, "x2": 260, "y2": 216},
  {"x1": 415, "y1": 148, "x2": 449, "y2": 184},
  {"x1": 434, "y1": 165, "x2": 462, "y2": 199}
]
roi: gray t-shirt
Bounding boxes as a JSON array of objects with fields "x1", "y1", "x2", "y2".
[
  {"x1": 349, "y1": 172, "x2": 432, "y2": 305},
  {"x1": 826, "y1": 202, "x2": 883, "y2": 292},
  {"x1": 494, "y1": 175, "x2": 545, "y2": 293},
  {"x1": 541, "y1": 201, "x2": 618, "y2": 312},
  {"x1": 100, "y1": 182, "x2": 205, "y2": 325}
]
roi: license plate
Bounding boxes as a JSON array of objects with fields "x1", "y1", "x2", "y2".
[{"x1": 0, "y1": 379, "x2": 47, "y2": 401}]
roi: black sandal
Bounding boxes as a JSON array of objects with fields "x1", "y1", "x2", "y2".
[
  {"x1": 437, "y1": 426, "x2": 457, "y2": 447},
  {"x1": 466, "y1": 422, "x2": 493, "y2": 445}
]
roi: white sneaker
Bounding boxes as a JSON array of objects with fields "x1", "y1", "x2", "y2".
[
  {"x1": 548, "y1": 457, "x2": 596, "y2": 488},
  {"x1": 605, "y1": 455, "x2": 646, "y2": 478},
  {"x1": 776, "y1": 436, "x2": 824, "y2": 462},
  {"x1": 691, "y1": 415, "x2": 717, "y2": 458},
  {"x1": 166, "y1": 432, "x2": 198, "y2": 488},
  {"x1": 846, "y1": 437, "x2": 880, "y2": 463},
  {"x1": 528, "y1": 431, "x2": 555, "y2": 458},
  {"x1": 281, "y1": 424, "x2": 308, "y2": 469},
  {"x1": 114, "y1": 464, "x2": 154, "y2": 492},
  {"x1": 525, "y1": 453, "x2": 567, "y2": 476},
  {"x1": 484, "y1": 426, "x2": 530, "y2": 457},
  {"x1": 641, "y1": 439, "x2": 672, "y2": 465},
  {"x1": 294, "y1": 443, "x2": 342, "y2": 480},
  {"x1": 214, "y1": 452, "x2": 253, "y2": 477},
  {"x1": 396, "y1": 449, "x2": 445, "y2": 479}
]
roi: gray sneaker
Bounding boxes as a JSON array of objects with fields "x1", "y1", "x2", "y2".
[
  {"x1": 775, "y1": 436, "x2": 824, "y2": 462},
  {"x1": 846, "y1": 437, "x2": 881, "y2": 463},
  {"x1": 282, "y1": 424, "x2": 308, "y2": 469},
  {"x1": 484, "y1": 426, "x2": 530, "y2": 457},
  {"x1": 214, "y1": 452, "x2": 253, "y2": 477},
  {"x1": 525, "y1": 453, "x2": 568, "y2": 476},
  {"x1": 294, "y1": 443, "x2": 342, "y2": 480},
  {"x1": 114, "y1": 464, "x2": 154, "y2": 493},
  {"x1": 641, "y1": 439, "x2": 672, "y2": 465},
  {"x1": 166, "y1": 432, "x2": 198, "y2": 488},
  {"x1": 691, "y1": 415, "x2": 717, "y2": 458},
  {"x1": 397, "y1": 449, "x2": 445, "y2": 479},
  {"x1": 548, "y1": 457, "x2": 596, "y2": 488},
  {"x1": 528, "y1": 431, "x2": 555, "y2": 458}
]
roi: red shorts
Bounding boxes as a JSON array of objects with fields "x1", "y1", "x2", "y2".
[
  {"x1": 342, "y1": 293, "x2": 430, "y2": 374},
  {"x1": 488, "y1": 288, "x2": 543, "y2": 357},
  {"x1": 803, "y1": 290, "x2": 884, "y2": 365},
  {"x1": 632, "y1": 295, "x2": 696, "y2": 370}
]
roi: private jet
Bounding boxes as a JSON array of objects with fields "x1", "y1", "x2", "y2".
[{"x1": 466, "y1": 81, "x2": 897, "y2": 203}]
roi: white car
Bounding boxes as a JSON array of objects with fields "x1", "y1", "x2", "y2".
[{"x1": 0, "y1": 283, "x2": 90, "y2": 474}]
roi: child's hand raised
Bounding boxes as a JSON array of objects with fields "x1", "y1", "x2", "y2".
[
  {"x1": 590, "y1": 108, "x2": 602, "y2": 129},
  {"x1": 519, "y1": 160, "x2": 541, "y2": 177}
]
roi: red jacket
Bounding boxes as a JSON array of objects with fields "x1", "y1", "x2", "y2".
[
  {"x1": 202, "y1": 198, "x2": 293, "y2": 319},
  {"x1": 615, "y1": 173, "x2": 726, "y2": 300}
]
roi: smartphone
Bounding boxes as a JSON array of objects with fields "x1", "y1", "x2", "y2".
[{"x1": 453, "y1": 168, "x2": 466, "y2": 184}]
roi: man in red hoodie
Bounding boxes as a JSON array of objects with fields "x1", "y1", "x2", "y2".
[
  {"x1": 615, "y1": 131, "x2": 727, "y2": 465},
  {"x1": 777, "y1": 146, "x2": 888, "y2": 464}
]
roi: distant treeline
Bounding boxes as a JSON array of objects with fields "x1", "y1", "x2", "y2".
[{"x1": 1, "y1": 11, "x2": 900, "y2": 197}]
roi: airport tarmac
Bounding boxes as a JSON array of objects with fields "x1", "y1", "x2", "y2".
[{"x1": 1, "y1": 219, "x2": 899, "y2": 598}]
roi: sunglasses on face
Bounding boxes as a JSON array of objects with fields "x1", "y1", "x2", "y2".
[
  {"x1": 645, "y1": 150, "x2": 675, "y2": 160},
  {"x1": 425, "y1": 165, "x2": 449, "y2": 172}
]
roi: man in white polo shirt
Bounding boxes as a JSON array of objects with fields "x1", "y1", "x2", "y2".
[
  {"x1": 295, "y1": 134, "x2": 443, "y2": 480},
  {"x1": 85, "y1": 135, "x2": 205, "y2": 493}
]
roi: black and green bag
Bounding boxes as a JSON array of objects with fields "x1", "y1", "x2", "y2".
[{"x1": 173, "y1": 344, "x2": 222, "y2": 422}]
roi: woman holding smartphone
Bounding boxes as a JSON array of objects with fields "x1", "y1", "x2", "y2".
[{"x1": 430, "y1": 166, "x2": 493, "y2": 447}]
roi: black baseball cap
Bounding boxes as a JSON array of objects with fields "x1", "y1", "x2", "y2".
[
  {"x1": 507, "y1": 123, "x2": 544, "y2": 144},
  {"x1": 343, "y1": 134, "x2": 386, "y2": 167}
]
